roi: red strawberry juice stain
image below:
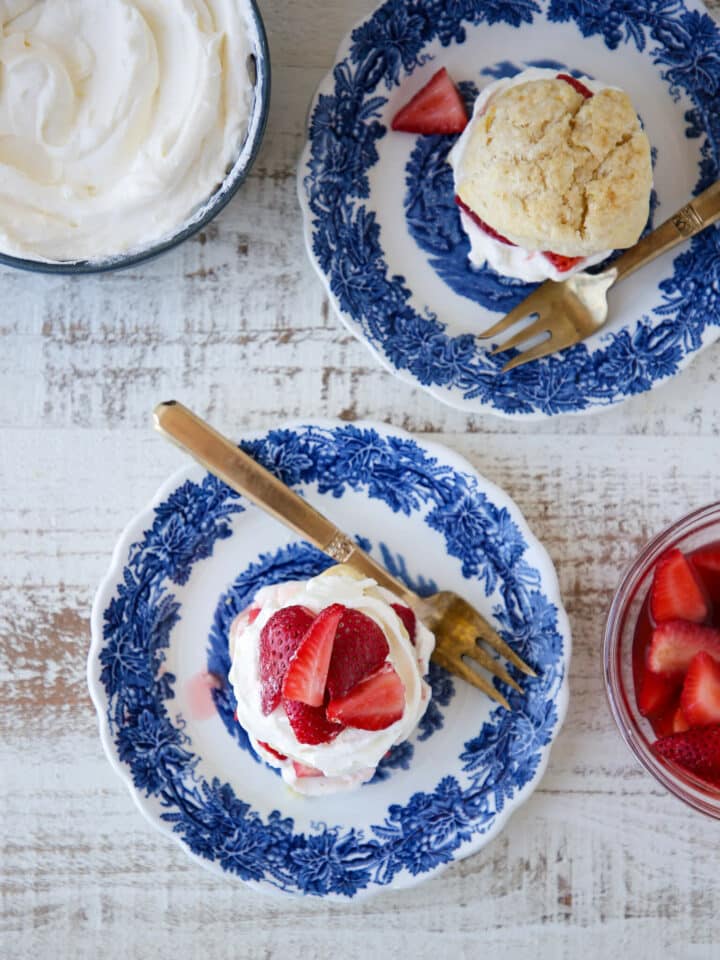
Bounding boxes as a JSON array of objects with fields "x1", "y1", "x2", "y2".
[
  {"x1": 186, "y1": 671, "x2": 223, "y2": 720},
  {"x1": 632, "y1": 542, "x2": 720, "y2": 736}
]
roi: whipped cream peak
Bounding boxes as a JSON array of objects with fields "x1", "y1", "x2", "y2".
[
  {"x1": 229, "y1": 570, "x2": 435, "y2": 796},
  {"x1": 0, "y1": 0, "x2": 254, "y2": 262}
]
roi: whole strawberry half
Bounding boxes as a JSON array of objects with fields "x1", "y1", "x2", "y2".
[
  {"x1": 650, "y1": 547, "x2": 709, "y2": 624},
  {"x1": 283, "y1": 699, "x2": 344, "y2": 745},
  {"x1": 259, "y1": 605, "x2": 315, "y2": 715},
  {"x1": 325, "y1": 608, "x2": 389, "y2": 700},
  {"x1": 652, "y1": 724, "x2": 720, "y2": 783}
]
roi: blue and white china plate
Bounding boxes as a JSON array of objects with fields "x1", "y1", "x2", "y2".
[
  {"x1": 298, "y1": 0, "x2": 720, "y2": 418},
  {"x1": 88, "y1": 421, "x2": 570, "y2": 898}
]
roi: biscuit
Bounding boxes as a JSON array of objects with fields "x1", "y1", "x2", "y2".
[{"x1": 455, "y1": 79, "x2": 652, "y2": 256}]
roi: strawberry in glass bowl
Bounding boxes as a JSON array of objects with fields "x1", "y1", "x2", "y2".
[{"x1": 604, "y1": 503, "x2": 720, "y2": 817}]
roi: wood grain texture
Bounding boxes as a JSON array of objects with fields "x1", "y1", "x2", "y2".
[{"x1": 3, "y1": 1, "x2": 720, "y2": 957}]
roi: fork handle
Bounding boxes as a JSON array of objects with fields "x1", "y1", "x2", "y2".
[
  {"x1": 153, "y1": 401, "x2": 419, "y2": 605},
  {"x1": 612, "y1": 179, "x2": 720, "y2": 282}
]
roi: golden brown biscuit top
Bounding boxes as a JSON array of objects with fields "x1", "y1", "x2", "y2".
[{"x1": 455, "y1": 78, "x2": 652, "y2": 256}]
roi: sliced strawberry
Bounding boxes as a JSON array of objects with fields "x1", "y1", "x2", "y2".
[
  {"x1": 326, "y1": 663, "x2": 405, "y2": 731},
  {"x1": 392, "y1": 67, "x2": 467, "y2": 135},
  {"x1": 391, "y1": 603, "x2": 417, "y2": 645},
  {"x1": 652, "y1": 702, "x2": 678, "y2": 738},
  {"x1": 248, "y1": 606, "x2": 260, "y2": 624},
  {"x1": 325, "y1": 609, "x2": 389, "y2": 700},
  {"x1": 652, "y1": 724, "x2": 720, "y2": 783},
  {"x1": 650, "y1": 548, "x2": 709, "y2": 624},
  {"x1": 556, "y1": 73, "x2": 594, "y2": 99},
  {"x1": 257, "y1": 740, "x2": 287, "y2": 762},
  {"x1": 455, "y1": 195, "x2": 515, "y2": 245},
  {"x1": 681, "y1": 651, "x2": 720, "y2": 727},
  {"x1": 673, "y1": 706, "x2": 691, "y2": 733},
  {"x1": 637, "y1": 668, "x2": 679, "y2": 718},
  {"x1": 542, "y1": 251, "x2": 585, "y2": 272},
  {"x1": 259, "y1": 605, "x2": 316, "y2": 715},
  {"x1": 691, "y1": 545, "x2": 720, "y2": 602},
  {"x1": 292, "y1": 761, "x2": 323, "y2": 778},
  {"x1": 283, "y1": 699, "x2": 344, "y2": 745},
  {"x1": 691, "y1": 544, "x2": 720, "y2": 575},
  {"x1": 648, "y1": 620, "x2": 720, "y2": 677},
  {"x1": 282, "y1": 603, "x2": 345, "y2": 706}
]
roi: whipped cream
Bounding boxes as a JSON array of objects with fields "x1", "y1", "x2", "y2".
[
  {"x1": 449, "y1": 68, "x2": 613, "y2": 282},
  {"x1": 229, "y1": 571, "x2": 435, "y2": 797},
  {"x1": 0, "y1": 0, "x2": 253, "y2": 262}
]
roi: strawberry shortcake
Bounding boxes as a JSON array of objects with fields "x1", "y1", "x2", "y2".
[
  {"x1": 449, "y1": 67, "x2": 653, "y2": 282},
  {"x1": 228, "y1": 565, "x2": 434, "y2": 795},
  {"x1": 391, "y1": 65, "x2": 653, "y2": 283}
]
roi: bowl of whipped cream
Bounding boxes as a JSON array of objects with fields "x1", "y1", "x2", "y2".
[{"x1": 0, "y1": 0, "x2": 270, "y2": 273}]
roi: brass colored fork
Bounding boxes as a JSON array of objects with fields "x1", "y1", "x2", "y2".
[
  {"x1": 153, "y1": 401, "x2": 536, "y2": 709},
  {"x1": 481, "y1": 180, "x2": 720, "y2": 372}
]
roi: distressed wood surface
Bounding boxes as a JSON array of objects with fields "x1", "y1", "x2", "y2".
[{"x1": 3, "y1": 1, "x2": 720, "y2": 957}]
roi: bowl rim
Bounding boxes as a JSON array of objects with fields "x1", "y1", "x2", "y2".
[
  {"x1": 0, "y1": 0, "x2": 271, "y2": 276},
  {"x1": 603, "y1": 499, "x2": 720, "y2": 819}
]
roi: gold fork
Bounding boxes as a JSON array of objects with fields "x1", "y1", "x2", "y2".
[
  {"x1": 153, "y1": 401, "x2": 536, "y2": 709},
  {"x1": 481, "y1": 180, "x2": 720, "y2": 372}
]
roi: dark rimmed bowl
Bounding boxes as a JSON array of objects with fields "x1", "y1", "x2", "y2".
[
  {"x1": 0, "y1": 0, "x2": 270, "y2": 275},
  {"x1": 604, "y1": 502, "x2": 720, "y2": 819}
]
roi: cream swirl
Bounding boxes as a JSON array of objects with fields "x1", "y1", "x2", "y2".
[
  {"x1": 228, "y1": 571, "x2": 435, "y2": 796},
  {"x1": 0, "y1": 0, "x2": 253, "y2": 262}
]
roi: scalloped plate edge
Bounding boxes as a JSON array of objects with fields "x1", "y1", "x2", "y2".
[
  {"x1": 87, "y1": 417, "x2": 571, "y2": 898},
  {"x1": 296, "y1": 0, "x2": 720, "y2": 421}
]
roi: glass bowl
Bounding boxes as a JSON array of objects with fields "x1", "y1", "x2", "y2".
[
  {"x1": 604, "y1": 501, "x2": 720, "y2": 818},
  {"x1": 0, "y1": 0, "x2": 270, "y2": 276}
]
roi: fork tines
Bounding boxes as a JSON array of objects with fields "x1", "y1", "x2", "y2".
[
  {"x1": 429, "y1": 592, "x2": 536, "y2": 710},
  {"x1": 478, "y1": 288, "x2": 575, "y2": 373}
]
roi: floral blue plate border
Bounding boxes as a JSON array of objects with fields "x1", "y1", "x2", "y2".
[
  {"x1": 298, "y1": 0, "x2": 720, "y2": 418},
  {"x1": 88, "y1": 420, "x2": 571, "y2": 898}
]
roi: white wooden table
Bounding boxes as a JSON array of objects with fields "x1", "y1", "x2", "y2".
[{"x1": 3, "y1": 2, "x2": 720, "y2": 957}]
